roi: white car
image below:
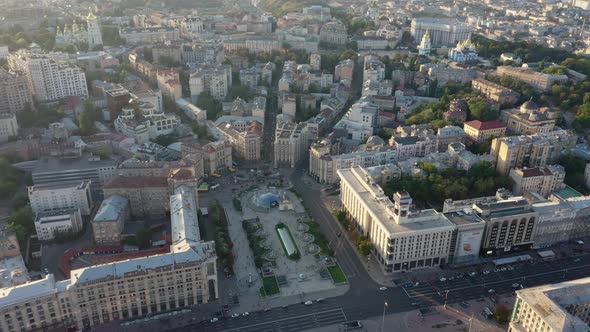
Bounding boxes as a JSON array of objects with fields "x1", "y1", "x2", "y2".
[
  {"x1": 304, "y1": 301, "x2": 313, "y2": 305},
  {"x1": 482, "y1": 270, "x2": 490, "y2": 275},
  {"x1": 242, "y1": 312, "x2": 250, "y2": 316},
  {"x1": 231, "y1": 313, "x2": 240, "y2": 318},
  {"x1": 210, "y1": 318, "x2": 219, "y2": 323},
  {"x1": 488, "y1": 289, "x2": 495, "y2": 294},
  {"x1": 439, "y1": 277, "x2": 447, "y2": 282},
  {"x1": 469, "y1": 272, "x2": 477, "y2": 276},
  {"x1": 379, "y1": 286, "x2": 388, "y2": 291}
]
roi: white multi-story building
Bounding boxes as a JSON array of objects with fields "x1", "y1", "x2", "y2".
[
  {"x1": 189, "y1": 65, "x2": 232, "y2": 102},
  {"x1": 119, "y1": 27, "x2": 179, "y2": 44},
  {"x1": 334, "y1": 100, "x2": 378, "y2": 141},
  {"x1": 34, "y1": 208, "x2": 83, "y2": 241},
  {"x1": 28, "y1": 180, "x2": 93, "y2": 216},
  {"x1": 114, "y1": 99, "x2": 179, "y2": 144},
  {"x1": 8, "y1": 50, "x2": 88, "y2": 102},
  {"x1": 363, "y1": 55, "x2": 385, "y2": 82},
  {"x1": 338, "y1": 166, "x2": 455, "y2": 273},
  {"x1": 509, "y1": 277, "x2": 590, "y2": 332},
  {"x1": 0, "y1": 112, "x2": 18, "y2": 143},
  {"x1": 0, "y1": 186, "x2": 217, "y2": 332},
  {"x1": 530, "y1": 199, "x2": 576, "y2": 249},
  {"x1": 309, "y1": 137, "x2": 397, "y2": 184},
  {"x1": 411, "y1": 18, "x2": 473, "y2": 46}
]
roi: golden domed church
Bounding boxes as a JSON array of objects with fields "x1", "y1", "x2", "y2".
[{"x1": 55, "y1": 8, "x2": 103, "y2": 49}]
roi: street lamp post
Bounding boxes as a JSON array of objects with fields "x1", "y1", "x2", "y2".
[
  {"x1": 444, "y1": 290, "x2": 449, "y2": 309},
  {"x1": 381, "y1": 301, "x2": 388, "y2": 332}
]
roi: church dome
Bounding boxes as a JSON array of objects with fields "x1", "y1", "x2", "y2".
[
  {"x1": 520, "y1": 99, "x2": 538, "y2": 113},
  {"x1": 87, "y1": 11, "x2": 97, "y2": 22}
]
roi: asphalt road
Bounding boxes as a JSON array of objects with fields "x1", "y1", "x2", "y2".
[{"x1": 165, "y1": 165, "x2": 590, "y2": 332}]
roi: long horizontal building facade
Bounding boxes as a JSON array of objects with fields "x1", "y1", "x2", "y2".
[
  {"x1": 0, "y1": 186, "x2": 217, "y2": 332},
  {"x1": 338, "y1": 166, "x2": 455, "y2": 273}
]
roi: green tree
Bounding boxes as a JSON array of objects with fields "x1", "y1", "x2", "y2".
[
  {"x1": 468, "y1": 97, "x2": 498, "y2": 121},
  {"x1": 136, "y1": 229, "x2": 152, "y2": 249},
  {"x1": 197, "y1": 93, "x2": 223, "y2": 120},
  {"x1": 495, "y1": 304, "x2": 510, "y2": 324},
  {"x1": 230, "y1": 85, "x2": 252, "y2": 101},
  {"x1": 79, "y1": 100, "x2": 101, "y2": 136},
  {"x1": 7, "y1": 206, "x2": 34, "y2": 249},
  {"x1": 356, "y1": 237, "x2": 373, "y2": 256}
]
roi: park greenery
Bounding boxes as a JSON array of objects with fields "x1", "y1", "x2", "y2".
[
  {"x1": 79, "y1": 100, "x2": 102, "y2": 136},
  {"x1": 16, "y1": 104, "x2": 62, "y2": 129},
  {"x1": 559, "y1": 154, "x2": 590, "y2": 195},
  {"x1": 210, "y1": 200, "x2": 234, "y2": 275},
  {"x1": 153, "y1": 134, "x2": 178, "y2": 147},
  {"x1": 197, "y1": 93, "x2": 223, "y2": 120},
  {"x1": 332, "y1": 8, "x2": 376, "y2": 36},
  {"x1": 243, "y1": 218, "x2": 272, "y2": 268},
  {"x1": 7, "y1": 206, "x2": 34, "y2": 251},
  {"x1": 403, "y1": 82, "x2": 478, "y2": 127},
  {"x1": 327, "y1": 265, "x2": 347, "y2": 283},
  {"x1": 260, "y1": 274, "x2": 280, "y2": 296},
  {"x1": 472, "y1": 34, "x2": 576, "y2": 65},
  {"x1": 0, "y1": 158, "x2": 25, "y2": 200},
  {"x1": 383, "y1": 161, "x2": 512, "y2": 209}
]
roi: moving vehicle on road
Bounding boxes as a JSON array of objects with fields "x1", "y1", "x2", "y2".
[
  {"x1": 379, "y1": 286, "x2": 388, "y2": 291},
  {"x1": 231, "y1": 313, "x2": 239, "y2": 318},
  {"x1": 304, "y1": 301, "x2": 313, "y2": 305},
  {"x1": 210, "y1": 318, "x2": 218, "y2": 323},
  {"x1": 242, "y1": 312, "x2": 249, "y2": 316}
]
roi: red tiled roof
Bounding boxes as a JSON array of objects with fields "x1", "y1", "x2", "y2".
[
  {"x1": 520, "y1": 167, "x2": 551, "y2": 178},
  {"x1": 464, "y1": 120, "x2": 506, "y2": 131}
]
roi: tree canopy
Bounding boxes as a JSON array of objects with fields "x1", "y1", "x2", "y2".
[{"x1": 383, "y1": 161, "x2": 512, "y2": 209}]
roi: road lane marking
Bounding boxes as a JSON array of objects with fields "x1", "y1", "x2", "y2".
[{"x1": 220, "y1": 308, "x2": 345, "y2": 331}]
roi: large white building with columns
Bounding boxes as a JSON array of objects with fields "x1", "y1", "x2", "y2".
[{"x1": 338, "y1": 166, "x2": 455, "y2": 274}]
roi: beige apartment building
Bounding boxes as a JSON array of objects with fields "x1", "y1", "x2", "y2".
[
  {"x1": 509, "y1": 277, "x2": 590, "y2": 332},
  {"x1": 91, "y1": 194, "x2": 129, "y2": 244},
  {"x1": 202, "y1": 140, "x2": 232, "y2": 175},
  {"x1": 471, "y1": 78, "x2": 519, "y2": 105},
  {"x1": 338, "y1": 166, "x2": 455, "y2": 273},
  {"x1": 215, "y1": 120, "x2": 263, "y2": 162},
  {"x1": 463, "y1": 120, "x2": 507, "y2": 143},
  {"x1": 103, "y1": 176, "x2": 170, "y2": 218},
  {"x1": 490, "y1": 129, "x2": 577, "y2": 176},
  {"x1": 0, "y1": 187, "x2": 217, "y2": 332},
  {"x1": 274, "y1": 118, "x2": 318, "y2": 168},
  {"x1": 496, "y1": 66, "x2": 568, "y2": 93},
  {"x1": 509, "y1": 165, "x2": 565, "y2": 197}
]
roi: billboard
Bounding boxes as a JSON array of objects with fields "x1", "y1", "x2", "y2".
[{"x1": 456, "y1": 230, "x2": 483, "y2": 257}]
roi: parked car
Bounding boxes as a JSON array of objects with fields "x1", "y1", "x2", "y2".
[
  {"x1": 231, "y1": 313, "x2": 239, "y2": 318},
  {"x1": 439, "y1": 277, "x2": 447, "y2": 282},
  {"x1": 460, "y1": 301, "x2": 470, "y2": 308},
  {"x1": 304, "y1": 301, "x2": 313, "y2": 305},
  {"x1": 242, "y1": 312, "x2": 250, "y2": 316},
  {"x1": 379, "y1": 286, "x2": 388, "y2": 291},
  {"x1": 210, "y1": 318, "x2": 219, "y2": 323},
  {"x1": 488, "y1": 289, "x2": 495, "y2": 294}
]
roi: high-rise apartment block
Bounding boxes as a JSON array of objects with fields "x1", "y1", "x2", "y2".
[
  {"x1": 0, "y1": 69, "x2": 32, "y2": 114},
  {"x1": 490, "y1": 129, "x2": 577, "y2": 176},
  {"x1": 8, "y1": 50, "x2": 88, "y2": 102}
]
